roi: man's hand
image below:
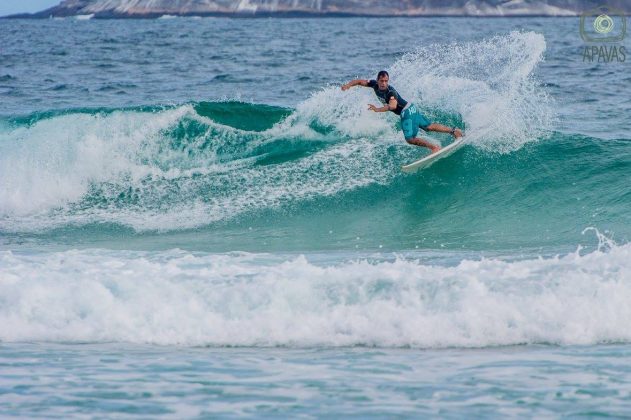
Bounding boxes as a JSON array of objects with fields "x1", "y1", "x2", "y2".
[
  {"x1": 368, "y1": 104, "x2": 379, "y2": 112},
  {"x1": 341, "y1": 84, "x2": 350, "y2": 91}
]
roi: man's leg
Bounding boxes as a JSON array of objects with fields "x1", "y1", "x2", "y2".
[
  {"x1": 406, "y1": 137, "x2": 441, "y2": 153},
  {"x1": 403, "y1": 107, "x2": 441, "y2": 153},
  {"x1": 425, "y1": 123, "x2": 463, "y2": 138}
]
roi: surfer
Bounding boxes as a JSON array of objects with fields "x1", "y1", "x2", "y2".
[{"x1": 341, "y1": 70, "x2": 463, "y2": 153}]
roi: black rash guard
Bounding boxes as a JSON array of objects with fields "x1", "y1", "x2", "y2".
[{"x1": 367, "y1": 79, "x2": 408, "y2": 115}]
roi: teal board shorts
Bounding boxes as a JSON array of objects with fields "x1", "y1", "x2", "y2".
[{"x1": 400, "y1": 104, "x2": 431, "y2": 140}]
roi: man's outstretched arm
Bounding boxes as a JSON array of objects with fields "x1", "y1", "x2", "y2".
[{"x1": 341, "y1": 79, "x2": 369, "y2": 91}]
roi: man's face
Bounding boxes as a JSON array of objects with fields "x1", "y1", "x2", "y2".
[{"x1": 377, "y1": 76, "x2": 389, "y2": 91}]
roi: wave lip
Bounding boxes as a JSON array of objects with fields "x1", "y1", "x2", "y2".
[{"x1": 1, "y1": 239, "x2": 629, "y2": 348}]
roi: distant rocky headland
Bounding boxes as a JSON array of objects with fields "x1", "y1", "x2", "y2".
[{"x1": 5, "y1": 0, "x2": 630, "y2": 18}]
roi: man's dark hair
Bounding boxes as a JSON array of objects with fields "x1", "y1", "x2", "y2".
[{"x1": 377, "y1": 70, "x2": 389, "y2": 79}]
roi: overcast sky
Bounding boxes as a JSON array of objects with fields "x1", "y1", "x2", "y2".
[{"x1": 0, "y1": 0, "x2": 60, "y2": 17}]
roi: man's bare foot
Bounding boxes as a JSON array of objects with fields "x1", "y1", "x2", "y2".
[
  {"x1": 430, "y1": 145, "x2": 442, "y2": 154},
  {"x1": 452, "y1": 128, "x2": 463, "y2": 139}
]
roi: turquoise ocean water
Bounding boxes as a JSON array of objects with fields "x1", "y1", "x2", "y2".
[{"x1": 1, "y1": 17, "x2": 630, "y2": 417}]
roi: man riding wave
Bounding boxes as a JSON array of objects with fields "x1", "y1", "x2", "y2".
[{"x1": 341, "y1": 70, "x2": 463, "y2": 153}]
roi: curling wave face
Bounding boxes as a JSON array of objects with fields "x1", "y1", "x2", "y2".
[{"x1": 0, "y1": 32, "x2": 628, "y2": 251}]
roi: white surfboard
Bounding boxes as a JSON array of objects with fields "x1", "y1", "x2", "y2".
[{"x1": 401, "y1": 138, "x2": 465, "y2": 173}]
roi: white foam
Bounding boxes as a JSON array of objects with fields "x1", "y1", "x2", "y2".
[
  {"x1": 1, "y1": 239, "x2": 630, "y2": 347},
  {"x1": 0, "y1": 106, "x2": 192, "y2": 217},
  {"x1": 391, "y1": 31, "x2": 555, "y2": 153},
  {"x1": 272, "y1": 85, "x2": 398, "y2": 140}
]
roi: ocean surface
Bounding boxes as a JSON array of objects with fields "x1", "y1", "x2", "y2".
[{"x1": 1, "y1": 16, "x2": 630, "y2": 417}]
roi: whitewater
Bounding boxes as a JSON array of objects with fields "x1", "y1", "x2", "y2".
[
  {"x1": 2, "y1": 230, "x2": 630, "y2": 347},
  {"x1": 0, "y1": 16, "x2": 630, "y2": 417}
]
